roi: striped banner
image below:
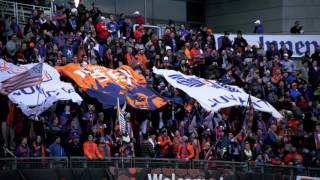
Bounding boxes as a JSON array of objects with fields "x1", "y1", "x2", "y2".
[
  {"x1": 1, "y1": 63, "x2": 43, "y2": 94},
  {"x1": 117, "y1": 98, "x2": 127, "y2": 135}
]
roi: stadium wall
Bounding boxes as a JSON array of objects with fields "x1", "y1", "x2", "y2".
[{"x1": 205, "y1": 0, "x2": 320, "y2": 34}]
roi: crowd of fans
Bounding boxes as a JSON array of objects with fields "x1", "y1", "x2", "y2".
[{"x1": 0, "y1": 0, "x2": 320, "y2": 169}]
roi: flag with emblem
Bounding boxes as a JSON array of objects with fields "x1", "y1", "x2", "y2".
[
  {"x1": 1, "y1": 63, "x2": 43, "y2": 94},
  {"x1": 117, "y1": 98, "x2": 127, "y2": 135}
]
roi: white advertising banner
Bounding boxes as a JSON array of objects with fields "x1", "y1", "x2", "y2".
[
  {"x1": 214, "y1": 34, "x2": 320, "y2": 57},
  {"x1": 7, "y1": 63, "x2": 83, "y2": 117},
  {"x1": 153, "y1": 67, "x2": 282, "y2": 119}
]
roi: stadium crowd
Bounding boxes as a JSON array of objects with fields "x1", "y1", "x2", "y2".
[{"x1": 0, "y1": 0, "x2": 320, "y2": 168}]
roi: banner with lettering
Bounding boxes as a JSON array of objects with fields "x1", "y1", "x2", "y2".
[
  {"x1": 214, "y1": 34, "x2": 320, "y2": 57},
  {"x1": 8, "y1": 63, "x2": 83, "y2": 117},
  {"x1": 57, "y1": 64, "x2": 166, "y2": 110},
  {"x1": 153, "y1": 67, "x2": 282, "y2": 119}
]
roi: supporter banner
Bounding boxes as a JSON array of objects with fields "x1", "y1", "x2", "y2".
[
  {"x1": 296, "y1": 176, "x2": 320, "y2": 180},
  {"x1": 153, "y1": 67, "x2": 282, "y2": 119},
  {"x1": 7, "y1": 63, "x2": 82, "y2": 117},
  {"x1": 214, "y1": 34, "x2": 320, "y2": 57},
  {"x1": 0, "y1": 168, "x2": 292, "y2": 180},
  {"x1": 57, "y1": 64, "x2": 166, "y2": 110}
]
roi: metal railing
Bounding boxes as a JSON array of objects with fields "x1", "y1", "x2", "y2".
[
  {"x1": 0, "y1": 0, "x2": 53, "y2": 25},
  {"x1": 1, "y1": 157, "x2": 319, "y2": 177},
  {"x1": 0, "y1": 157, "x2": 68, "y2": 170}
]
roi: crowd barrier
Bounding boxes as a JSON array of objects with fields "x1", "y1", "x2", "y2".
[{"x1": 0, "y1": 157, "x2": 319, "y2": 178}]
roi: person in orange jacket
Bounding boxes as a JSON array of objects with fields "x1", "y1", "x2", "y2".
[
  {"x1": 83, "y1": 134, "x2": 103, "y2": 160},
  {"x1": 173, "y1": 130, "x2": 183, "y2": 157},
  {"x1": 135, "y1": 48, "x2": 149, "y2": 70},
  {"x1": 98, "y1": 137, "x2": 111, "y2": 158},
  {"x1": 158, "y1": 128, "x2": 173, "y2": 158},
  {"x1": 177, "y1": 136, "x2": 194, "y2": 160}
]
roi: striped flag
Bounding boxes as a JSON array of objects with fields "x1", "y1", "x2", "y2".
[
  {"x1": 117, "y1": 98, "x2": 127, "y2": 135},
  {"x1": 1, "y1": 63, "x2": 43, "y2": 94},
  {"x1": 242, "y1": 96, "x2": 254, "y2": 132}
]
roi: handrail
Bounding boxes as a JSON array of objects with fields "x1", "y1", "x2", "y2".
[
  {"x1": 133, "y1": 24, "x2": 162, "y2": 37},
  {"x1": 0, "y1": 0, "x2": 52, "y2": 25},
  {"x1": 0, "y1": 156, "x2": 319, "y2": 177}
]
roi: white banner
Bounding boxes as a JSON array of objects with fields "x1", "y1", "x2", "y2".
[
  {"x1": 153, "y1": 67, "x2": 282, "y2": 119},
  {"x1": 7, "y1": 63, "x2": 83, "y2": 117},
  {"x1": 214, "y1": 34, "x2": 320, "y2": 57}
]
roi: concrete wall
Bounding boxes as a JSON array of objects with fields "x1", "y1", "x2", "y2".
[
  {"x1": 82, "y1": 0, "x2": 186, "y2": 23},
  {"x1": 205, "y1": 0, "x2": 320, "y2": 34},
  {"x1": 205, "y1": 0, "x2": 283, "y2": 33},
  {"x1": 282, "y1": 0, "x2": 320, "y2": 34}
]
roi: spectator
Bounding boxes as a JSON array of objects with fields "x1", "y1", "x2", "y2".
[
  {"x1": 67, "y1": 136, "x2": 83, "y2": 156},
  {"x1": 279, "y1": 44, "x2": 293, "y2": 59},
  {"x1": 95, "y1": 16, "x2": 109, "y2": 43},
  {"x1": 308, "y1": 61, "x2": 320, "y2": 90},
  {"x1": 98, "y1": 137, "x2": 111, "y2": 158},
  {"x1": 280, "y1": 53, "x2": 296, "y2": 73},
  {"x1": 32, "y1": 135, "x2": 46, "y2": 157},
  {"x1": 16, "y1": 137, "x2": 30, "y2": 157},
  {"x1": 158, "y1": 128, "x2": 173, "y2": 158},
  {"x1": 220, "y1": 32, "x2": 232, "y2": 51},
  {"x1": 177, "y1": 136, "x2": 194, "y2": 160},
  {"x1": 233, "y1": 30, "x2": 248, "y2": 53},
  {"x1": 253, "y1": 19, "x2": 264, "y2": 34},
  {"x1": 83, "y1": 134, "x2": 103, "y2": 160},
  {"x1": 173, "y1": 130, "x2": 183, "y2": 156},
  {"x1": 107, "y1": 15, "x2": 119, "y2": 38},
  {"x1": 47, "y1": 136, "x2": 66, "y2": 157},
  {"x1": 140, "y1": 133, "x2": 156, "y2": 158},
  {"x1": 290, "y1": 21, "x2": 303, "y2": 34},
  {"x1": 133, "y1": 11, "x2": 144, "y2": 25},
  {"x1": 284, "y1": 147, "x2": 303, "y2": 165}
]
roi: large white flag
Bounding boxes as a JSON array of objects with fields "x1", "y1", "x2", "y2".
[
  {"x1": 153, "y1": 67, "x2": 282, "y2": 119},
  {"x1": 7, "y1": 63, "x2": 83, "y2": 117}
]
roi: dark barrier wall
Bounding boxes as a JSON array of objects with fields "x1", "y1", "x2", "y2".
[{"x1": 0, "y1": 167, "x2": 292, "y2": 180}]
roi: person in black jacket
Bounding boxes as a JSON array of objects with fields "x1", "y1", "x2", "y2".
[
  {"x1": 290, "y1": 21, "x2": 303, "y2": 34},
  {"x1": 308, "y1": 61, "x2": 320, "y2": 90},
  {"x1": 220, "y1": 32, "x2": 232, "y2": 51},
  {"x1": 233, "y1": 30, "x2": 248, "y2": 53},
  {"x1": 140, "y1": 133, "x2": 156, "y2": 158}
]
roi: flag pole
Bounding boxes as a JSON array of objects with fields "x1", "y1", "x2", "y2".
[{"x1": 36, "y1": 57, "x2": 44, "y2": 106}]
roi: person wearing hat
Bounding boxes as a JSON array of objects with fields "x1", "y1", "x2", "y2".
[
  {"x1": 177, "y1": 136, "x2": 194, "y2": 160},
  {"x1": 157, "y1": 128, "x2": 173, "y2": 158},
  {"x1": 95, "y1": 16, "x2": 109, "y2": 43},
  {"x1": 47, "y1": 136, "x2": 66, "y2": 157},
  {"x1": 253, "y1": 19, "x2": 264, "y2": 34},
  {"x1": 280, "y1": 53, "x2": 296, "y2": 73},
  {"x1": 98, "y1": 137, "x2": 111, "y2": 158},
  {"x1": 133, "y1": 11, "x2": 144, "y2": 25},
  {"x1": 124, "y1": 112, "x2": 134, "y2": 139},
  {"x1": 83, "y1": 134, "x2": 103, "y2": 160}
]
